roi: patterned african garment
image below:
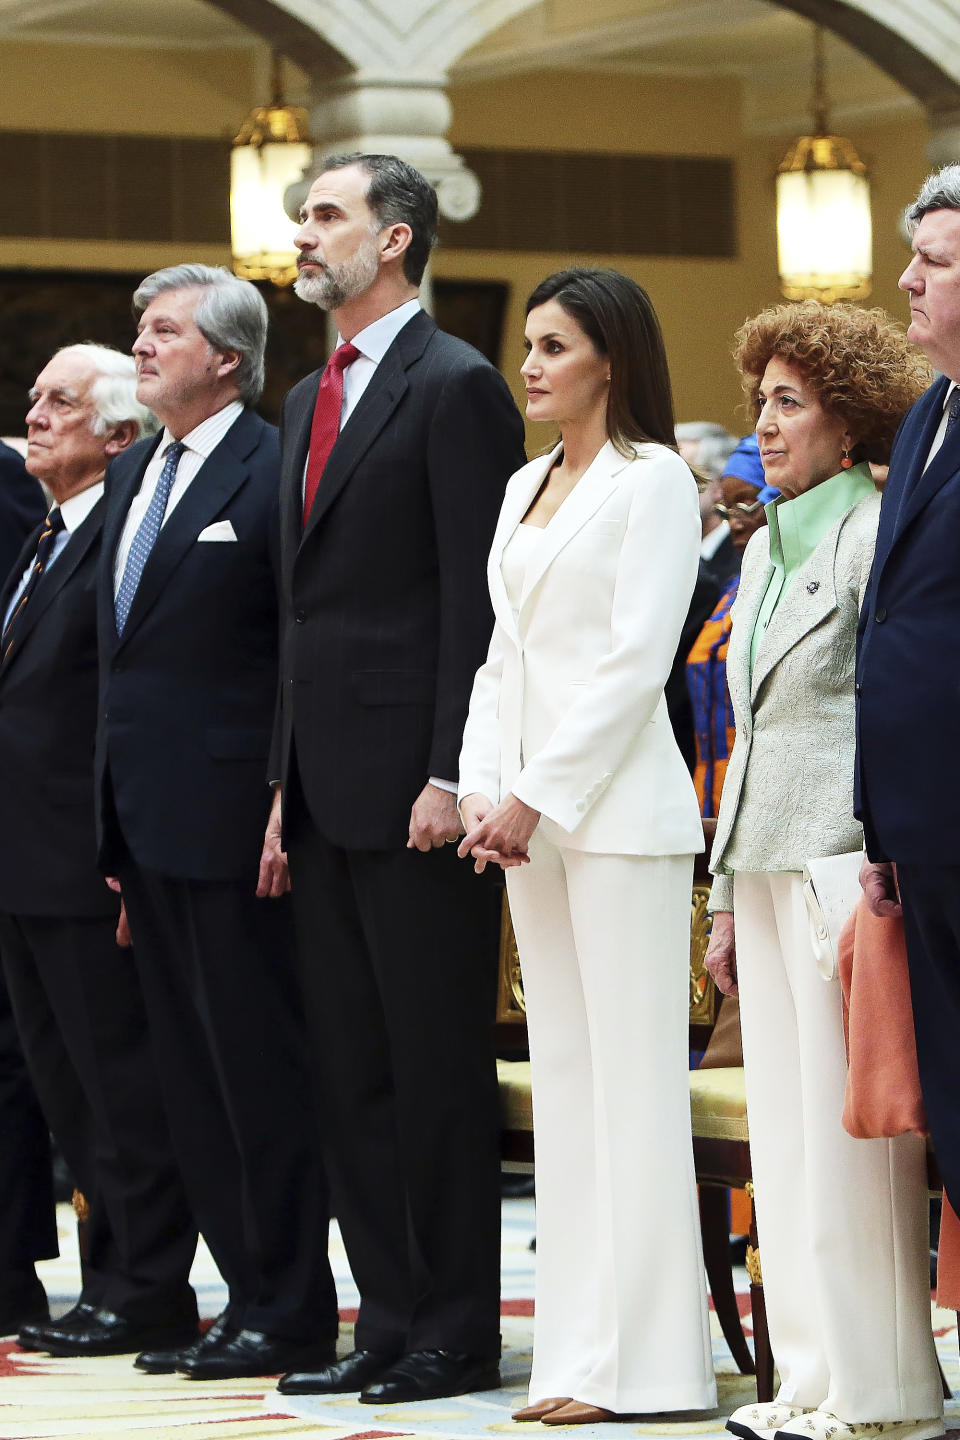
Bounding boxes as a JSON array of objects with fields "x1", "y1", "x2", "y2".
[{"x1": 686, "y1": 574, "x2": 739, "y2": 819}]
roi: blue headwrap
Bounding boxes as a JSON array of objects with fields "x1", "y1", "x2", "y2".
[{"x1": 721, "y1": 433, "x2": 766, "y2": 491}]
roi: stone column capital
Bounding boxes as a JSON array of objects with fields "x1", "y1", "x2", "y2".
[{"x1": 284, "y1": 76, "x2": 481, "y2": 223}]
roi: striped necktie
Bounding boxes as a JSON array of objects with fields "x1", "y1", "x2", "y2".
[
  {"x1": 2, "y1": 508, "x2": 65, "y2": 661},
  {"x1": 115, "y1": 440, "x2": 185, "y2": 635}
]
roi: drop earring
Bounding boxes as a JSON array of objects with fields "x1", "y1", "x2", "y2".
[{"x1": 840, "y1": 447, "x2": 853, "y2": 470}]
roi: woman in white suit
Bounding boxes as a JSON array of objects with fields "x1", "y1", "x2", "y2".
[{"x1": 458, "y1": 269, "x2": 716, "y2": 1424}]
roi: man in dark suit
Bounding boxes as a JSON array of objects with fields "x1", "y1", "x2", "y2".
[
  {"x1": 0, "y1": 435, "x2": 53, "y2": 1337},
  {"x1": 858, "y1": 162, "x2": 960, "y2": 1242},
  {"x1": 94, "y1": 266, "x2": 338, "y2": 1380},
  {"x1": 0, "y1": 344, "x2": 200, "y2": 1358},
  {"x1": 270, "y1": 153, "x2": 526, "y2": 1405}
]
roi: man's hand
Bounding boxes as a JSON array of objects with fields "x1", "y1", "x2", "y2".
[
  {"x1": 860, "y1": 856, "x2": 901, "y2": 918},
  {"x1": 257, "y1": 786, "x2": 291, "y2": 898},
  {"x1": 407, "y1": 782, "x2": 463, "y2": 852},
  {"x1": 105, "y1": 876, "x2": 132, "y2": 948},
  {"x1": 704, "y1": 910, "x2": 737, "y2": 995},
  {"x1": 458, "y1": 792, "x2": 539, "y2": 874}
]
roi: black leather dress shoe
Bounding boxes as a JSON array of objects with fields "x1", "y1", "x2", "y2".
[
  {"x1": 39, "y1": 1307, "x2": 198, "y2": 1358},
  {"x1": 0, "y1": 1268, "x2": 48, "y2": 1339},
  {"x1": 18, "y1": 1300, "x2": 97, "y2": 1351},
  {"x1": 278, "y1": 1348, "x2": 400, "y2": 1395},
  {"x1": 360, "y1": 1349, "x2": 501, "y2": 1404},
  {"x1": 179, "y1": 1328, "x2": 337, "y2": 1381},
  {"x1": 135, "y1": 1311, "x2": 235, "y2": 1374}
]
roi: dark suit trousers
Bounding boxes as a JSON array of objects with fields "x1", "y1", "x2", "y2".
[
  {"x1": 287, "y1": 818, "x2": 502, "y2": 1357},
  {"x1": 0, "y1": 912, "x2": 198, "y2": 1323},
  {"x1": 0, "y1": 964, "x2": 57, "y2": 1272},
  {"x1": 117, "y1": 862, "x2": 338, "y2": 1342},
  {"x1": 898, "y1": 864, "x2": 960, "y2": 1215}
]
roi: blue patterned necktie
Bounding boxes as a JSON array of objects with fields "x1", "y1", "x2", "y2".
[{"x1": 114, "y1": 441, "x2": 185, "y2": 635}]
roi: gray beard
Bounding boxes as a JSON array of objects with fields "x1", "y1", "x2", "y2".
[{"x1": 294, "y1": 240, "x2": 380, "y2": 310}]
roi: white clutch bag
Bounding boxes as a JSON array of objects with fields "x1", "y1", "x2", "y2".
[{"x1": 801, "y1": 851, "x2": 863, "y2": 982}]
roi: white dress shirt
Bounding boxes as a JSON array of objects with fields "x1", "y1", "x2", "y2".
[
  {"x1": 112, "y1": 400, "x2": 244, "y2": 595},
  {"x1": 340, "y1": 297, "x2": 422, "y2": 427},
  {"x1": 923, "y1": 380, "x2": 957, "y2": 472},
  {"x1": 3, "y1": 481, "x2": 104, "y2": 633}
]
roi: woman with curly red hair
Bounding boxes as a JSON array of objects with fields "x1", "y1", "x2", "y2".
[{"x1": 704, "y1": 301, "x2": 942, "y2": 1440}]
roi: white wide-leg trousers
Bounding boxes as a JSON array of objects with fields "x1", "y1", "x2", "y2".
[
  {"x1": 506, "y1": 837, "x2": 716, "y2": 1414},
  {"x1": 734, "y1": 871, "x2": 942, "y2": 1422}
]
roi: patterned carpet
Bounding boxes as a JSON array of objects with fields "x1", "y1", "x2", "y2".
[{"x1": 2, "y1": 1199, "x2": 958, "y2": 1440}]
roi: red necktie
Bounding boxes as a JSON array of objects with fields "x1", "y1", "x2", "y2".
[{"x1": 302, "y1": 342, "x2": 361, "y2": 525}]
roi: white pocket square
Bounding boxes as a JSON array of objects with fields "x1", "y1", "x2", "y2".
[{"x1": 197, "y1": 520, "x2": 237, "y2": 543}]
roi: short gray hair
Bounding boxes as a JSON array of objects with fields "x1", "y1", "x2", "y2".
[
  {"x1": 132, "y1": 264, "x2": 268, "y2": 405},
  {"x1": 675, "y1": 421, "x2": 738, "y2": 480},
  {"x1": 905, "y1": 163, "x2": 960, "y2": 236},
  {"x1": 56, "y1": 343, "x2": 159, "y2": 440}
]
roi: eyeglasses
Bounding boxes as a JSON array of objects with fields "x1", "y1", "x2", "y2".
[{"x1": 712, "y1": 499, "x2": 765, "y2": 519}]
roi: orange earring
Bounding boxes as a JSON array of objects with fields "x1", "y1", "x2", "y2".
[{"x1": 840, "y1": 448, "x2": 853, "y2": 469}]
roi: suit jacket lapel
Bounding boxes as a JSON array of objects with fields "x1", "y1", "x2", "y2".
[
  {"x1": 0, "y1": 520, "x2": 43, "y2": 625},
  {"x1": 725, "y1": 561, "x2": 768, "y2": 723},
  {"x1": 750, "y1": 527, "x2": 839, "y2": 701},
  {"x1": 279, "y1": 378, "x2": 315, "y2": 586},
  {"x1": 115, "y1": 413, "x2": 257, "y2": 648},
  {"x1": 517, "y1": 441, "x2": 624, "y2": 613},
  {"x1": 891, "y1": 381, "x2": 960, "y2": 541},
  {"x1": 487, "y1": 447, "x2": 561, "y2": 639},
  {"x1": 0, "y1": 502, "x2": 104, "y2": 677}
]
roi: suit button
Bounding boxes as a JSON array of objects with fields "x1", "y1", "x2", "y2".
[
  {"x1": 295, "y1": 610, "x2": 306, "y2": 624},
  {"x1": 855, "y1": 682, "x2": 862, "y2": 696},
  {"x1": 875, "y1": 606, "x2": 887, "y2": 623},
  {"x1": 112, "y1": 660, "x2": 123, "y2": 673}
]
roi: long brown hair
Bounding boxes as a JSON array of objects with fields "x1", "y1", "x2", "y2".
[{"x1": 525, "y1": 268, "x2": 678, "y2": 458}]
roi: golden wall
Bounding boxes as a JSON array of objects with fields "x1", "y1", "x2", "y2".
[
  {"x1": 441, "y1": 69, "x2": 932, "y2": 441},
  {"x1": 0, "y1": 40, "x2": 933, "y2": 439}
]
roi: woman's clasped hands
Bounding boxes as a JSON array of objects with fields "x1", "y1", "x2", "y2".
[{"x1": 458, "y1": 792, "x2": 541, "y2": 873}]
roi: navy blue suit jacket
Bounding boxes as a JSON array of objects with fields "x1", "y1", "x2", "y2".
[
  {"x1": 274, "y1": 311, "x2": 525, "y2": 850},
  {"x1": 95, "y1": 409, "x2": 281, "y2": 881},
  {"x1": 0, "y1": 501, "x2": 119, "y2": 916},
  {"x1": 856, "y1": 375, "x2": 960, "y2": 862}
]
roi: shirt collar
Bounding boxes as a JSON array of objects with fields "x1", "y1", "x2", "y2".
[
  {"x1": 765, "y1": 462, "x2": 877, "y2": 575},
  {"x1": 158, "y1": 399, "x2": 244, "y2": 461},
  {"x1": 58, "y1": 479, "x2": 105, "y2": 533},
  {"x1": 700, "y1": 520, "x2": 729, "y2": 560},
  {"x1": 340, "y1": 298, "x2": 421, "y2": 365}
]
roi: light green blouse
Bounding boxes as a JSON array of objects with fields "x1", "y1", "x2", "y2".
[{"x1": 749, "y1": 462, "x2": 877, "y2": 672}]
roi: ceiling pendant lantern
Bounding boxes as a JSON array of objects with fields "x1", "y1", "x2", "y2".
[
  {"x1": 776, "y1": 27, "x2": 872, "y2": 303},
  {"x1": 230, "y1": 56, "x2": 311, "y2": 287}
]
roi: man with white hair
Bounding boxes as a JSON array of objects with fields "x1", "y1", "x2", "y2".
[
  {"x1": 91, "y1": 266, "x2": 337, "y2": 1381},
  {"x1": 0, "y1": 344, "x2": 201, "y2": 1357}
]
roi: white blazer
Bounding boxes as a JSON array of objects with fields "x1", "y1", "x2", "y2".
[{"x1": 458, "y1": 439, "x2": 704, "y2": 856}]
